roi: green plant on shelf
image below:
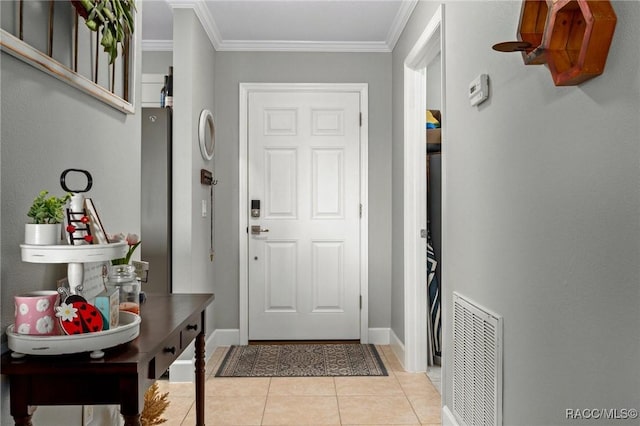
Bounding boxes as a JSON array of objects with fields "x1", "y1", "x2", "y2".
[
  {"x1": 27, "y1": 191, "x2": 72, "y2": 224},
  {"x1": 71, "y1": 0, "x2": 137, "y2": 64}
]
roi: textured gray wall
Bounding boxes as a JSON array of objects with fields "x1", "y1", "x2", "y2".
[
  {"x1": 142, "y1": 51, "x2": 173, "y2": 74},
  {"x1": 393, "y1": 1, "x2": 640, "y2": 424},
  {"x1": 171, "y1": 9, "x2": 216, "y2": 294},
  {"x1": 1, "y1": 10, "x2": 142, "y2": 426},
  {"x1": 171, "y1": 9, "x2": 216, "y2": 345},
  {"x1": 212, "y1": 51, "x2": 393, "y2": 331}
]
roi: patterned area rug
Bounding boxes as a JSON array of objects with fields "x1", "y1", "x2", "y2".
[{"x1": 215, "y1": 344, "x2": 388, "y2": 377}]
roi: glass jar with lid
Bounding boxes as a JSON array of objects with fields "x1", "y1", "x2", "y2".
[{"x1": 106, "y1": 264, "x2": 140, "y2": 315}]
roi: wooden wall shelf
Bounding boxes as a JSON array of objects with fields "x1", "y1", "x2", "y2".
[
  {"x1": 518, "y1": 0, "x2": 549, "y2": 65},
  {"x1": 544, "y1": 0, "x2": 617, "y2": 86},
  {"x1": 496, "y1": 0, "x2": 617, "y2": 86}
]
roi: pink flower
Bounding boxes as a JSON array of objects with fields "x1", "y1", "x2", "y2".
[
  {"x1": 109, "y1": 232, "x2": 141, "y2": 265},
  {"x1": 125, "y1": 233, "x2": 140, "y2": 246}
]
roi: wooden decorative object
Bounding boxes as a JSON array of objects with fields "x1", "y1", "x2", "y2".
[
  {"x1": 493, "y1": 0, "x2": 617, "y2": 86},
  {"x1": 518, "y1": 0, "x2": 549, "y2": 65},
  {"x1": 544, "y1": 0, "x2": 617, "y2": 86}
]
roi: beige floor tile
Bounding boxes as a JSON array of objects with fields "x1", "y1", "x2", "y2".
[
  {"x1": 269, "y1": 377, "x2": 336, "y2": 395},
  {"x1": 262, "y1": 395, "x2": 341, "y2": 425},
  {"x1": 394, "y1": 373, "x2": 440, "y2": 398},
  {"x1": 182, "y1": 395, "x2": 266, "y2": 425},
  {"x1": 377, "y1": 348, "x2": 405, "y2": 373},
  {"x1": 158, "y1": 396, "x2": 193, "y2": 426},
  {"x1": 206, "y1": 376, "x2": 271, "y2": 396},
  {"x1": 407, "y1": 394, "x2": 441, "y2": 424},
  {"x1": 207, "y1": 346, "x2": 231, "y2": 376},
  {"x1": 334, "y1": 376, "x2": 404, "y2": 396},
  {"x1": 156, "y1": 379, "x2": 196, "y2": 399},
  {"x1": 338, "y1": 396, "x2": 420, "y2": 425}
]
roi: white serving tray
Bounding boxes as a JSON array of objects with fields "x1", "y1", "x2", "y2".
[
  {"x1": 6, "y1": 311, "x2": 141, "y2": 359},
  {"x1": 20, "y1": 242, "x2": 129, "y2": 294},
  {"x1": 20, "y1": 242, "x2": 127, "y2": 263}
]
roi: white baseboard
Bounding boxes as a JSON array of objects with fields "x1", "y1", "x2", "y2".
[
  {"x1": 169, "y1": 327, "x2": 397, "y2": 382},
  {"x1": 211, "y1": 328, "x2": 240, "y2": 347},
  {"x1": 442, "y1": 405, "x2": 459, "y2": 426},
  {"x1": 367, "y1": 328, "x2": 390, "y2": 344},
  {"x1": 168, "y1": 331, "x2": 219, "y2": 383},
  {"x1": 389, "y1": 328, "x2": 406, "y2": 370},
  {"x1": 168, "y1": 359, "x2": 195, "y2": 383},
  {"x1": 206, "y1": 328, "x2": 390, "y2": 347}
]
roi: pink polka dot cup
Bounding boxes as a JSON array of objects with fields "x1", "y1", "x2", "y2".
[{"x1": 14, "y1": 291, "x2": 60, "y2": 336}]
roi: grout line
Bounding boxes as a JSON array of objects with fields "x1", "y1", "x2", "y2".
[{"x1": 260, "y1": 378, "x2": 271, "y2": 425}]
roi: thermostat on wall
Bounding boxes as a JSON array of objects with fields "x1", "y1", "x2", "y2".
[{"x1": 469, "y1": 74, "x2": 489, "y2": 106}]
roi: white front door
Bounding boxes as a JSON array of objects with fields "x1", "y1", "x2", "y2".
[{"x1": 248, "y1": 90, "x2": 361, "y2": 340}]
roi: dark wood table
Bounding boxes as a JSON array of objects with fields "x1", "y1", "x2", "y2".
[{"x1": 1, "y1": 293, "x2": 215, "y2": 426}]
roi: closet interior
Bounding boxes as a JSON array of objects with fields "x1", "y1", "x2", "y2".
[{"x1": 426, "y1": 106, "x2": 442, "y2": 368}]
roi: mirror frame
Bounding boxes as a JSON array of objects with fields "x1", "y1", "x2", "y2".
[{"x1": 198, "y1": 109, "x2": 215, "y2": 161}]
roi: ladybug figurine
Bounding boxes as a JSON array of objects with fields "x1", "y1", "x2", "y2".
[{"x1": 55, "y1": 294, "x2": 103, "y2": 335}]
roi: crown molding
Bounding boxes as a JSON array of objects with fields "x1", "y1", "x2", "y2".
[
  {"x1": 157, "y1": 0, "x2": 417, "y2": 53},
  {"x1": 166, "y1": 0, "x2": 222, "y2": 50},
  {"x1": 141, "y1": 39, "x2": 173, "y2": 52},
  {"x1": 216, "y1": 40, "x2": 391, "y2": 53},
  {"x1": 385, "y1": 0, "x2": 419, "y2": 50}
]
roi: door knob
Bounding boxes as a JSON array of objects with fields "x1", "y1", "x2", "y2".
[{"x1": 251, "y1": 225, "x2": 270, "y2": 235}]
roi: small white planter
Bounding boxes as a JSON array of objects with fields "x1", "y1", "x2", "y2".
[{"x1": 24, "y1": 223, "x2": 62, "y2": 245}]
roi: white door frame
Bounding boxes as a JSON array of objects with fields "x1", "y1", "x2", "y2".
[
  {"x1": 403, "y1": 5, "x2": 445, "y2": 373},
  {"x1": 239, "y1": 82, "x2": 369, "y2": 345}
]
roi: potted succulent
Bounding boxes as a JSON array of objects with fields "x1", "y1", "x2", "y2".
[
  {"x1": 71, "y1": 0, "x2": 136, "y2": 64},
  {"x1": 25, "y1": 191, "x2": 72, "y2": 245}
]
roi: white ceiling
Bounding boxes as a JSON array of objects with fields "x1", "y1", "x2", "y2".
[{"x1": 141, "y1": 0, "x2": 418, "y2": 52}]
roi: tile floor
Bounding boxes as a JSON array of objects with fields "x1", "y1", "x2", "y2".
[{"x1": 156, "y1": 345, "x2": 441, "y2": 425}]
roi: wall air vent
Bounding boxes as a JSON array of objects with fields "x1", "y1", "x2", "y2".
[{"x1": 452, "y1": 292, "x2": 503, "y2": 426}]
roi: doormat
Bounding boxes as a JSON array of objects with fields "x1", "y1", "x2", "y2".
[{"x1": 215, "y1": 343, "x2": 388, "y2": 377}]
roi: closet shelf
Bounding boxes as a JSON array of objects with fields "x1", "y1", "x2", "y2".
[{"x1": 427, "y1": 109, "x2": 441, "y2": 151}]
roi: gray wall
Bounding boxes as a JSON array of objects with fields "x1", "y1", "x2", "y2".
[
  {"x1": 142, "y1": 51, "x2": 173, "y2": 74},
  {"x1": 393, "y1": 1, "x2": 640, "y2": 424},
  {"x1": 212, "y1": 51, "x2": 393, "y2": 330},
  {"x1": 0, "y1": 8, "x2": 142, "y2": 426},
  {"x1": 171, "y1": 8, "x2": 216, "y2": 341}
]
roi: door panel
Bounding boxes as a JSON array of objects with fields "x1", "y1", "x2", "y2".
[
  {"x1": 312, "y1": 149, "x2": 344, "y2": 218},
  {"x1": 265, "y1": 241, "x2": 297, "y2": 312},
  {"x1": 248, "y1": 91, "x2": 361, "y2": 340},
  {"x1": 264, "y1": 148, "x2": 298, "y2": 218},
  {"x1": 311, "y1": 241, "x2": 345, "y2": 312}
]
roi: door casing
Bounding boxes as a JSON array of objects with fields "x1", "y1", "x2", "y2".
[
  {"x1": 239, "y1": 82, "x2": 369, "y2": 345},
  {"x1": 402, "y1": 5, "x2": 445, "y2": 373}
]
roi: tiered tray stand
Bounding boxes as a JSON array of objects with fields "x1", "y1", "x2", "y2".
[{"x1": 8, "y1": 243, "x2": 141, "y2": 359}]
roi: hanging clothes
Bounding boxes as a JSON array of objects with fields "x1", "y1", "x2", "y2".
[{"x1": 427, "y1": 231, "x2": 442, "y2": 360}]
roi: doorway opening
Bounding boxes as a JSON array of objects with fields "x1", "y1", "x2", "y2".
[{"x1": 402, "y1": 4, "x2": 445, "y2": 386}]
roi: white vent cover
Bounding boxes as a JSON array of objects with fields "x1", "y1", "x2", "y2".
[{"x1": 452, "y1": 292, "x2": 503, "y2": 426}]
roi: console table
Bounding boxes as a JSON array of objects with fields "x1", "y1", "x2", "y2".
[{"x1": 1, "y1": 293, "x2": 215, "y2": 426}]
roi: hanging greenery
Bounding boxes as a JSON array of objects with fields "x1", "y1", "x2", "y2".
[{"x1": 71, "y1": 0, "x2": 136, "y2": 64}]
